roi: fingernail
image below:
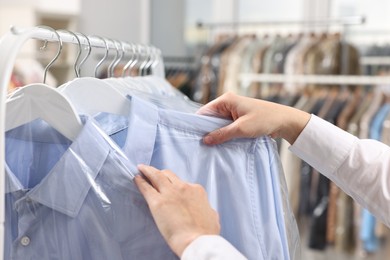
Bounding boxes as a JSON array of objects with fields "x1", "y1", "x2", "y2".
[
  {"x1": 137, "y1": 165, "x2": 146, "y2": 174},
  {"x1": 204, "y1": 135, "x2": 214, "y2": 144}
]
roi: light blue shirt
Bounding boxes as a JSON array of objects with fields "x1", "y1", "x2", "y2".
[
  {"x1": 96, "y1": 96, "x2": 296, "y2": 259},
  {"x1": 5, "y1": 118, "x2": 176, "y2": 259},
  {"x1": 5, "y1": 96, "x2": 296, "y2": 259}
]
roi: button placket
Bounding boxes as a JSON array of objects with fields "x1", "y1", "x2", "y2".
[{"x1": 15, "y1": 195, "x2": 37, "y2": 251}]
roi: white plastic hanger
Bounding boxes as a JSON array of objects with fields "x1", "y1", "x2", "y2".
[
  {"x1": 5, "y1": 26, "x2": 83, "y2": 141},
  {"x1": 59, "y1": 35, "x2": 131, "y2": 117},
  {"x1": 60, "y1": 77, "x2": 131, "y2": 117},
  {"x1": 6, "y1": 84, "x2": 83, "y2": 141},
  {"x1": 102, "y1": 44, "x2": 201, "y2": 113}
]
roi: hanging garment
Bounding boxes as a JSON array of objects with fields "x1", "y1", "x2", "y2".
[
  {"x1": 360, "y1": 103, "x2": 390, "y2": 253},
  {"x1": 5, "y1": 93, "x2": 299, "y2": 259},
  {"x1": 308, "y1": 95, "x2": 348, "y2": 250},
  {"x1": 381, "y1": 107, "x2": 390, "y2": 145},
  {"x1": 261, "y1": 36, "x2": 293, "y2": 97},
  {"x1": 240, "y1": 38, "x2": 267, "y2": 97},
  {"x1": 290, "y1": 113, "x2": 390, "y2": 255},
  {"x1": 221, "y1": 36, "x2": 253, "y2": 95},
  {"x1": 249, "y1": 38, "x2": 271, "y2": 98},
  {"x1": 356, "y1": 91, "x2": 384, "y2": 254},
  {"x1": 299, "y1": 96, "x2": 326, "y2": 217},
  {"x1": 194, "y1": 38, "x2": 235, "y2": 103},
  {"x1": 332, "y1": 91, "x2": 361, "y2": 252},
  {"x1": 4, "y1": 117, "x2": 177, "y2": 260},
  {"x1": 279, "y1": 93, "x2": 310, "y2": 216},
  {"x1": 94, "y1": 95, "x2": 299, "y2": 259},
  {"x1": 284, "y1": 34, "x2": 316, "y2": 93}
]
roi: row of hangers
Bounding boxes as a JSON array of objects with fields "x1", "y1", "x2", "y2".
[
  {"x1": 32, "y1": 26, "x2": 162, "y2": 83},
  {"x1": 5, "y1": 26, "x2": 196, "y2": 143}
]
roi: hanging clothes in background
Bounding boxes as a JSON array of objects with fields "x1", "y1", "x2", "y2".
[
  {"x1": 163, "y1": 56, "x2": 197, "y2": 98},
  {"x1": 191, "y1": 32, "x2": 361, "y2": 103},
  {"x1": 192, "y1": 36, "x2": 236, "y2": 103},
  {"x1": 185, "y1": 31, "x2": 390, "y2": 257}
]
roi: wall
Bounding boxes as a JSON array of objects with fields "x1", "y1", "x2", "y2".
[
  {"x1": 238, "y1": 0, "x2": 304, "y2": 21},
  {"x1": 37, "y1": 0, "x2": 79, "y2": 15},
  {"x1": 79, "y1": 0, "x2": 149, "y2": 43},
  {"x1": 0, "y1": 1, "x2": 81, "y2": 83},
  {"x1": 78, "y1": 0, "x2": 150, "y2": 76},
  {"x1": 150, "y1": 0, "x2": 185, "y2": 56},
  {"x1": 184, "y1": 0, "x2": 390, "y2": 49},
  {"x1": 330, "y1": 0, "x2": 390, "y2": 44}
]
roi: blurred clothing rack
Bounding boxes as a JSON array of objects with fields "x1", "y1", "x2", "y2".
[{"x1": 195, "y1": 16, "x2": 382, "y2": 95}]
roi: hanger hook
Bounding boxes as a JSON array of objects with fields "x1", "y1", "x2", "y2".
[
  {"x1": 142, "y1": 45, "x2": 152, "y2": 76},
  {"x1": 136, "y1": 45, "x2": 144, "y2": 76},
  {"x1": 151, "y1": 47, "x2": 161, "y2": 72},
  {"x1": 141, "y1": 46, "x2": 150, "y2": 76},
  {"x1": 122, "y1": 42, "x2": 135, "y2": 77},
  {"x1": 139, "y1": 45, "x2": 149, "y2": 76},
  {"x1": 126, "y1": 43, "x2": 139, "y2": 76},
  {"x1": 150, "y1": 47, "x2": 159, "y2": 72},
  {"x1": 57, "y1": 29, "x2": 81, "y2": 78},
  {"x1": 92, "y1": 35, "x2": 109, "y2": 78},
  {"x1": 112, "y1": 41, "x2": 125, "y2": 76},
  {"x1": 107, "y1": 39, "x2": 119, "y2": 77},
  {"x1": 133, "y1": 44, "x2": 142, "y2": 76},
  {"x1": 142, "y1": 46, "x2": 152, "y2": 76},
  {"x1": 76, "y1": 32, "x2": 91, "y2": 76},
  {"x1": 144, "y1": 46, "x2": 155, "y2": 75},
  {"x1": 37, "y1": 25, "x2": 62, "y2": 84}
]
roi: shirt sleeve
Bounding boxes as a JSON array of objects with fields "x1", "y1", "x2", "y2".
[
  {"x1": 290, "y1": 114, "x2": 390, "y2": 227},
  {"x1": 181, "y1": 235, "x2": 247, "y2": 260}
]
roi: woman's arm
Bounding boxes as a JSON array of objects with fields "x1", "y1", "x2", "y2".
[{"x1": 290, "y1": 114, "x2": 390, "y2": 227}]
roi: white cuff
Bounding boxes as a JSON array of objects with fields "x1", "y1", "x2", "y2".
[{"x1": 181, "y1": 235, "x2": 247, "y2": 260}]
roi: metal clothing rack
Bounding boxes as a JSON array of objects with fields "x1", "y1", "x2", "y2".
[
  {"x1": 0, "y1": 26, "x2": 163, "y2": 259},
  {"x1": 163, "y1": 56, "x2": 195, "y2": 63},
  {"x1": 239, "y1": 73, "x2": 390, "y2": 86},
  {"x1": 196, "y1": 15, "x2": 366, "y2": 29},
  {"x1": 197, "y1": 16, "x2": 366, "y2": 56},
  {"x1": 196, "y1": 16, "x2": 389, "y2": 89},
  {"x1": 360, "y1": 57, "x2": 390, "y2": 66}
]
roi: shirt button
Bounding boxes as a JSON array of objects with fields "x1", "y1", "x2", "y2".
[{"x1": 20, "y1": 236, "x2": 30, "y2": 246}]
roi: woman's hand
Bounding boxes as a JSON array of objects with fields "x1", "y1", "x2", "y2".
[
  {"x1": 134, "y1": 164, "x2": 220, "y2": 257},
  {"x1": 197, "y1": 92, "x2": 311, "y2": 145}
]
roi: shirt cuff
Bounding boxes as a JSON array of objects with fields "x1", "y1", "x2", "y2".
[
  {"x1": 289, "y1": 114, "x2": 358, "y2": 177},
  {"x1": 181, "y1": 235, "x2": 247, "y2": 260}
]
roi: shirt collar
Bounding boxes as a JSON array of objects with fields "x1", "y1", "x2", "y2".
[
  {"x1": 122, "y1": 95, "x2": 158, "y2": 166},
  {"x1": 6, "y1": 118, "x2": 111, "y2": 218},
  {"x1": 92, "y1": 95, "x2": 159, "y2": 167}
]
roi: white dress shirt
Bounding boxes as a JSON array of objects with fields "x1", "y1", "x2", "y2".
[{"x1": 182, "y1": 114, "x2": 390, "y2": 259}]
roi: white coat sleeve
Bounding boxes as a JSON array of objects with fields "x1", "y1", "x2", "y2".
[
  {"x1": 290, "y1": 114, "x2": 390, "y2": 227},
  {"x1": 181, "y1": 235, "x2": 247, "y2": 260}
]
